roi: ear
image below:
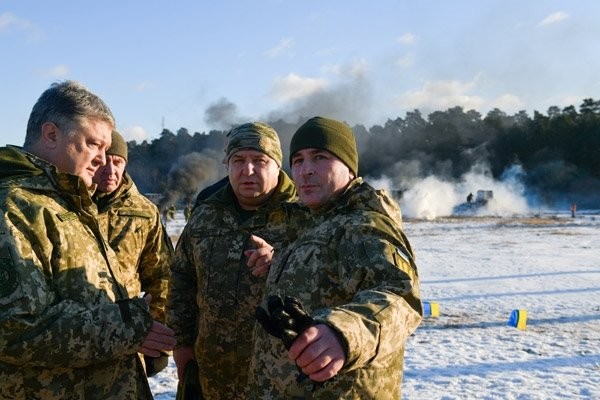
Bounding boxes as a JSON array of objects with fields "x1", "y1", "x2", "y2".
[{"x1": 41, "y1": 122, "x2": 60, "y2": 150}]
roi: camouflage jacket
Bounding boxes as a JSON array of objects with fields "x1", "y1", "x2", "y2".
[
  {"x1": 167, "y1": 170, "x2": 298, "y2": 400},
  {"x1": 94, "y1": 172, "x2": 173, "y2": 322},
  {"x1": 250, "y1": 178, "x2": 423, "y2": 399},
  {"x1": 0, "y1": 146, "x2": 154, "y2": 400}
]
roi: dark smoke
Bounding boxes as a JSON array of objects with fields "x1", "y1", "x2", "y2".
[
  {"x1": 265, "y1": 73, "x2": 372, "y2": 130},
  {"x1": 159, "y1": 150, "x2": 224, "y2": 210},
  {"x1": 203, "y1": 97, "x2": 247, "y2": 131}
]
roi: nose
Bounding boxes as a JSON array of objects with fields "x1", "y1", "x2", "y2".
[
  {"x1": 95, "y1": 150, "x2": 106, "y2": 167},
  {"x1": 242, "y1": 161, "x2": 255, "y2": 175},
  {"x1": 103, "y1": 161, "x2": 116, "y2": 176},
  {"x1": 300, "y1": 161, "x2": 315, "y2": 176}
]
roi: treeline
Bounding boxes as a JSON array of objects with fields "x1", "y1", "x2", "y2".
[{"x1": 126, "y1": 99, "x2": 600, "y2": 208}]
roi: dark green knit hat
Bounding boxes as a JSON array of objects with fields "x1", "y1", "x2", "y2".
[
  {"x1": 107, "y1": 130, "x2": 128, "y2": 162},
  {"x1": 289, "y1": 116, "x2": 358, "y2": 175},
  {"x1": 226, "y1": 122, "x2": 282, "y2": 167}
]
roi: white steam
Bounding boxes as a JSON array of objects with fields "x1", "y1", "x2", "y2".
[{"x1": 370, "y1": 164, "x2": 530, "y2": 220}]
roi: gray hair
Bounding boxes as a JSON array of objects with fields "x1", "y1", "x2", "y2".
[{"x1": 24, "y1": 80, "x2": 115, "y2": 148}]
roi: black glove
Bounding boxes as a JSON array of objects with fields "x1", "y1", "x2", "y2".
[
  {"x1": 256, "y1": 295, "x2": 319, "y2": 385},
  {"x1": 256, "y1": 295, "x2": 317, "y2": 348},
  {"x1": 256, "y1": 294, "x2": 295, "y2": 348},
  {"x1": 283, "y1": 296, "x2": 317, "y2": 334},
  {"x1": 144, "y1": 352, "x2": 169, "y2": 377}
]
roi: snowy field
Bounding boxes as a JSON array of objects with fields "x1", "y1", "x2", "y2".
[{"x1": 150, "y1": 210, "x2": 600, "y2": 399}]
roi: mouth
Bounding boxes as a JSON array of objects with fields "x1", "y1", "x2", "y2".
[{"x1": 300, "y1": 184, "x2": 318, "y2": 191}]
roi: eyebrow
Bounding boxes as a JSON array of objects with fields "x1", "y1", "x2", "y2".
[{"x1": 295, "y1": 149, "x2": 328, "y2": 157}]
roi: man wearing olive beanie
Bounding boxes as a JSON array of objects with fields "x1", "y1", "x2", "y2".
[
  {"x1": 289, "y1": 116, "x2": 358, "y2": 176},
  {"x1": 251, "y1": 116, "x2": 422, "y2": 399},
  {"x1": 93, "y1": 130, "x2": 174, "y2": 377}
]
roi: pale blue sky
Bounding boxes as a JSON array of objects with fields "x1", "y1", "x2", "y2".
[{"x1": 2, "y1": 1, "x2": 599, "y2": 145}]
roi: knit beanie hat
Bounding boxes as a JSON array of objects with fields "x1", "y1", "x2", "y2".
[
  {"x1": 225, "y1": 122, "x2": 282, "y2": 167},
  {"x1": 107, "y1": 130, "x2": 128, "y2": 162},
  {"x1": 289, "y1": 116, "x2": 358, "y2": 176}
]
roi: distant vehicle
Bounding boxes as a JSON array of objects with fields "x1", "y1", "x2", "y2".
[{"x1": 453, "y1": 190, "x2": 495, "y2": 215}]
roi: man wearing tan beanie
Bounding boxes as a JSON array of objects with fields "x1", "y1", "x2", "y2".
[
  {"x1": 92, "y1": 130, "x2": 175, "y2": 377},
  {"x1": 167, "y1": 122, "x2": 299, "y2": 399}
]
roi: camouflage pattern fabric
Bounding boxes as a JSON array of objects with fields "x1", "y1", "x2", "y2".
[
  {"x1": 167, "y1": 170, "x2": 298, "y2": 400},
  {"x1": 249, "y1": 178, "x2": 423, "y2": 399},
  {"x1": 226, "y1": 122, "x2": 283, "y2": 167},
  {"x1": 0, "y1": 146, "x2": 154, "y2": 400},
  {"x1": 93, "y1": 172, "x2": 174, "y2": 322}
]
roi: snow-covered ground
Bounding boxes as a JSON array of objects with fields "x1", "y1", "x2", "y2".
[{"x1": 151, "y1": 211, "x2": 600, "y2": 399}]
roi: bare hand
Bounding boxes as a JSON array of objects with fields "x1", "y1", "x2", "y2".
[
  {"x1": 288, "y1": 324, "x2": 346, "y2": 382},
  {"x1": 173, "y1": 346, "x2": 195, "y2": 381},
  {"x1": 138, "y1": 321, "x2": 176, "y2": 358},
  {"x1": 244, "y1": 235, "x2": 274, "y2": 277}
]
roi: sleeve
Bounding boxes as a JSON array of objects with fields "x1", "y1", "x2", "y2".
[
  {"x1": 313, "y1": 225, "x2": 423, "y2": 371},
  {"x1": 0, "y1": 228, "x2": 154, "y2": 369},
  {"x1": 138, "y1": 210, "x2": 174, "y2": 322},
  {"x1": 166, "y1": 224, "x2": 199, "y2": 348}
]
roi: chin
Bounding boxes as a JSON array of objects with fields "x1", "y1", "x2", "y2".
[
  {"x1": 81, "y1": 175, "x2": 93, "y2": 188},
  {"x1": 300, "y1": 197, "x2": 319, "y2": 207},
  {"x1": 241, "y1": 193, "x2": 260, "y2": 200}
]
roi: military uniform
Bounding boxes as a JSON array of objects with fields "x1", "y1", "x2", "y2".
[
  {"x1": 250, "y1": 178, "x2": 423, "y2": 399},
  {"x1": 93, "y1": 172, "x2": 173, "y2": 322},
  {"x1": 0, "y1": 146, "x2": 154, "y2": 400},
  {"x1": 167, "y1": 171, "x2": 297, "y2": 399}
]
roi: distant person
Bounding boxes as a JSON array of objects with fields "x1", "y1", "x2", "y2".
[
  {"x1": 571, "y1": 202, "x2": 577, "y2": 218},
  {"x1": 92, "y1": 129, "x2": 175, "y2": 376},
  {"x1": 251, "y1": 116, "x2": 423, "y2": 398},
  {"x1": 167, "y1": 122, "x2": 298, "y2": 399},
  {"x1": 184, "y1": 203, "x2": 192, "y2": 222},
  {"x1": 467, "y1": 192, "x2": 474, "y2": 203},
  {"x1": 0, "y1": 80, "x2": 175, "y2": 399},
  {"x1": 162, "y1": 204, "x2": 176, "y2": 227}
]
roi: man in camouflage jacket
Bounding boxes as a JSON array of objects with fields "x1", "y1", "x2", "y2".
[
  {"x1": 93, "y1": 130, "x2": 173, "y2": 323},
  {"x1": 0, "y1": 81, "x2": 176, "y2": 399},
  {"x1": 167, "y1": 122, "x2": 297, "y2": 399},
  {"x1": 93, "y1": 130, "x2": 174, "y2": 377},
  {"x1": 250, "y1": 116, "x2": 423, "y2": 399}
]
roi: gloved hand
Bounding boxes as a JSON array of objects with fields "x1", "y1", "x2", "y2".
[
  {"x1": 256, "y1": 295, "x2": 316, "y2": 348},
  {"x1": 256, "y1": 295, "x2": 318, "y2": 384}
]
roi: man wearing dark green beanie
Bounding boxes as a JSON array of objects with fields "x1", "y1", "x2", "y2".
[
  {"x1": 251, "y1": 116, "x2": 423, "y2": 399},
  {"x1": 92, "y1": 130, "x2": 174, "y2": 378},
  {"x1": 289, "y1": 116, "x2": 358, "y2": 177}
]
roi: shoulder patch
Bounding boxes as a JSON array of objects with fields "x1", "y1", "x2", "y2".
[
  {"x1": 118, "y1": 210, "x2": 153, "y2": 219},
  {"x1": 0, "y1": 257, "x2": 19, "y2": 298},
  {"x1": 393, "y1": 246, "x2": 410, "y2": 265},
  {"x1": 57, "y1": 211, "x2": 78, "y2": 222}
]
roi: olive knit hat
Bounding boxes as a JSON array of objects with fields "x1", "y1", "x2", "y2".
[
  {"x1": 107, "y1": 130, "x2": 128, "y2": 162},
  {"x1": 289, "y1": 116, "x2": 358, "y2": 176},
  {"x1": 225, "y1": 122, "x2": 282, "y2": 167}
]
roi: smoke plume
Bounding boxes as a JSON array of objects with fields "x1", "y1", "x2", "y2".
[{"x1": 159, "y1": 150, "x2": 225, "y2": 210}]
